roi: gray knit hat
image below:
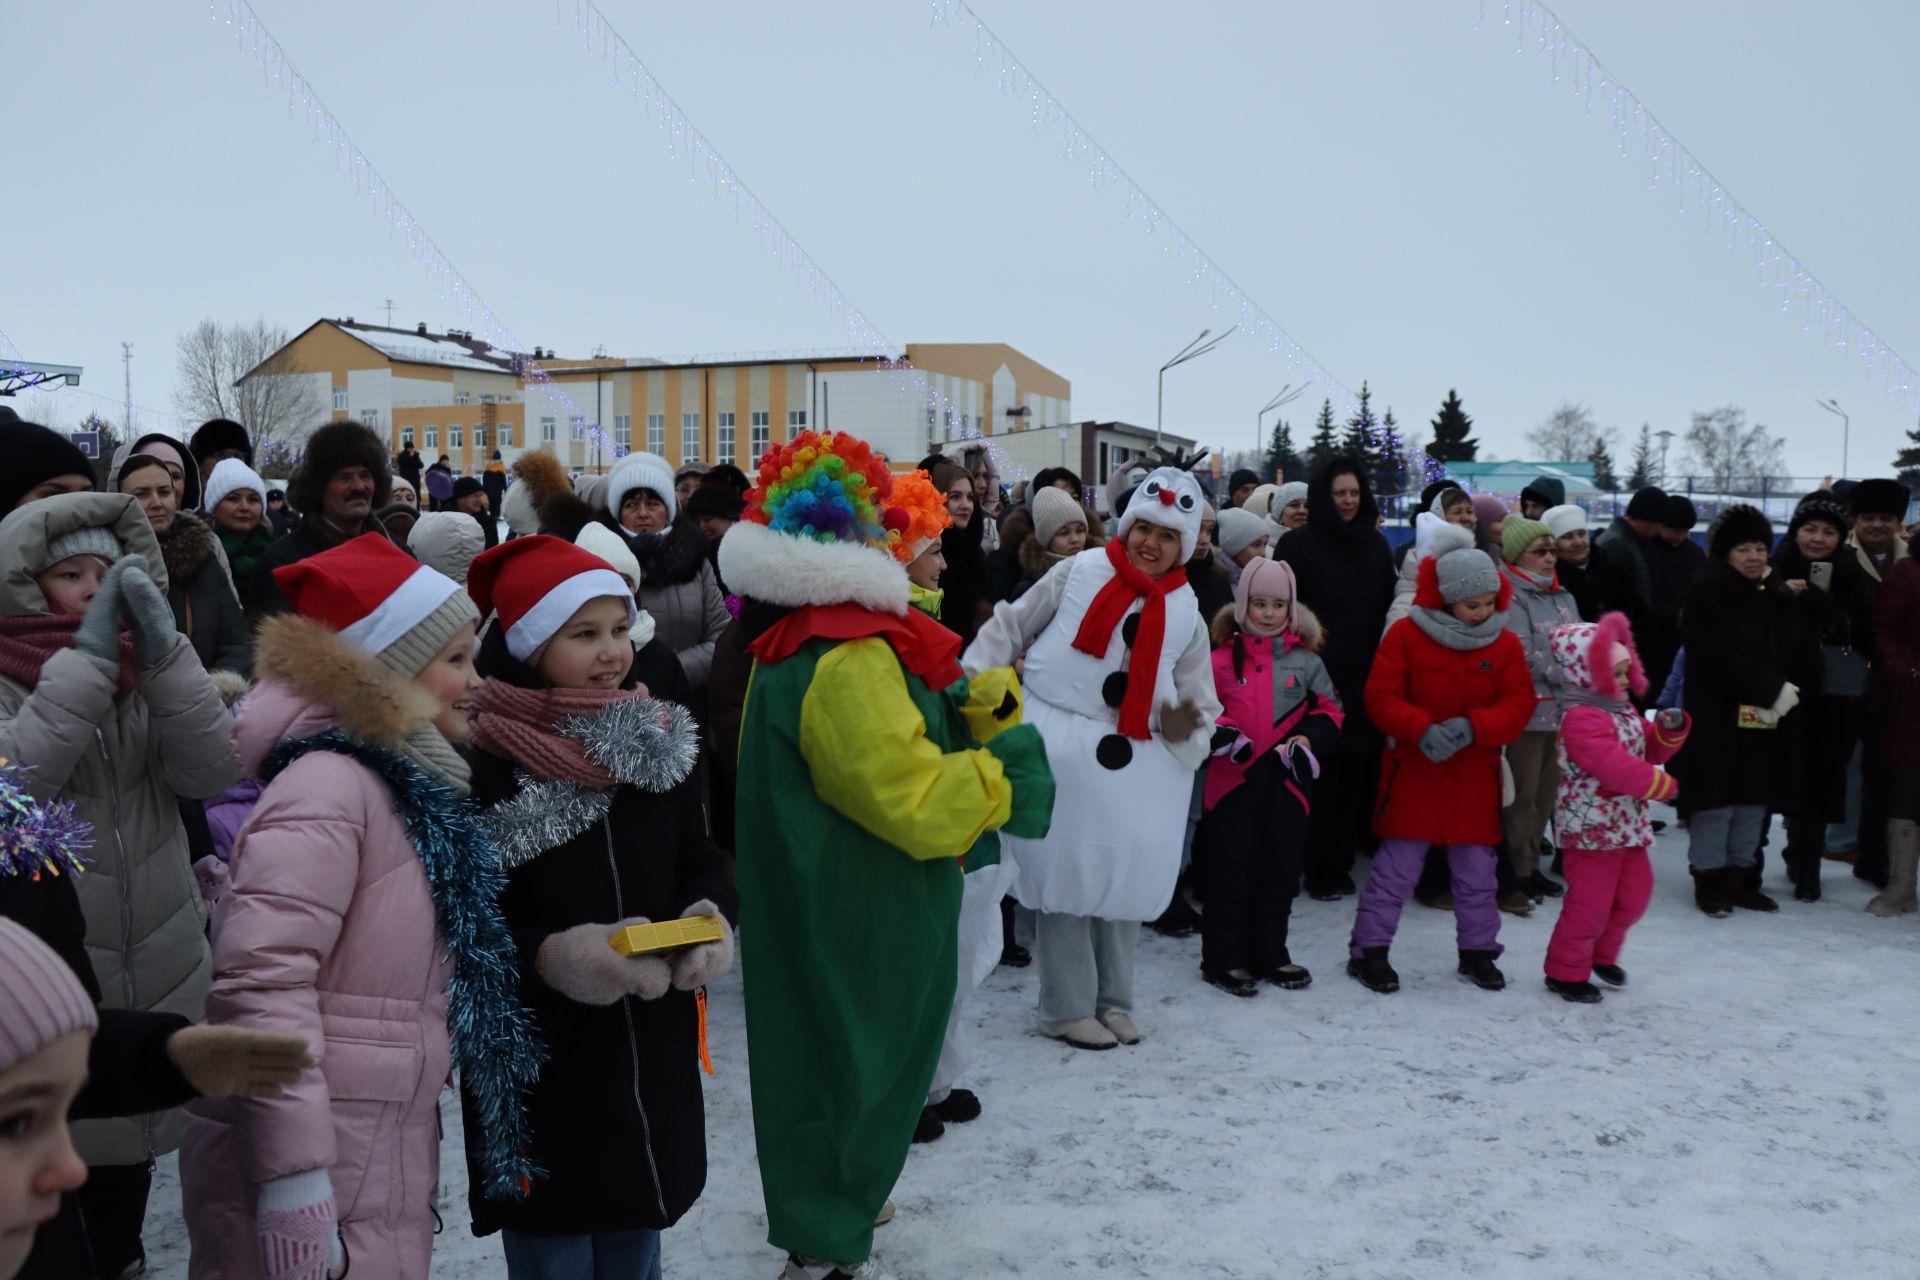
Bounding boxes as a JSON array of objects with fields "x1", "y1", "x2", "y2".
[
  {"x1": 1030, "y1": 485, "x2": 1086, "y2": 550},
  {"x1": 41, "y1": 525, "x2": 124, "y2": 572},
  {"x1": 1215, "y1": 507, "x2": 1270, "y2": 558},
  {"x1": 0, "y1": 917, "x2": 98, "y2": 1073},
  {"x1": 1424, "y1": 520, "x2": 1502, "y2": 605},
  {"x1": 1274, "y1": 481, "x2": 1309, "y2": 512}
]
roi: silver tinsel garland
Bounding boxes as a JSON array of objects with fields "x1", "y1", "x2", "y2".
[
  {"x1": 568, "y1": 695, "x2": 700, "y2": 793},
  {"x1": 487, "y1": 775, "x2": 613, "y2": 870}
]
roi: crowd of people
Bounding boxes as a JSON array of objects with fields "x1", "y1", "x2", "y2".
[{"x1": 0, "y1": 403, "x2": 1916, "y2": 1280}]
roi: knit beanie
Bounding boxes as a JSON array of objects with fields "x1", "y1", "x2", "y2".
[
  {"x1": 272, "y1": 533, "x2": 478, "y2": 675},
  {"x1": 1789, "y1": 491, "x2": 1850, "y2": 539},
  {"x1": 1625, "y1": 486, "x2": 1668, "y2": 522},
  {"x1": 190, "y1": 418, "x2": 254, "y2": 467},
  {"x1": 1241, "y1": 484, "x2": 1280, "y2": 519},
  {"x1": 1520, "y1": 475, "x2": 1566, "y2": 509},
  {"x1": 202, "y1": 457, "x2": 268, "y2": 514},
  {"x1": 0, "y1": 421, "x2": 96, "y2": 513},
  {"x1": 1664, "y1": 494, "x2": 1698, "y2": 532},
  {"x1": 1234, "y1": 556, "x2": 1296, "y2": 632},
  {"x1": 0, "y1": 917, "x2": 98, "y2": 1073},
  {"x1": 1500, "y1": 514, "x2": 1555, "y2": 564},
  {"x1": 1214, "y1": 507, "x2": 1269, "y2": 558},
  {"x1": 1540, "y1": 503, "x2": 1590, "y2": 537},
  {"x1": 1418, "y1": 520, "x2": 1502, "y2": 605},
  {"x1": 1471, "y1": 494, "x2": 1508, "y2": 531},
  {"x1": 606, "y1": 451, "x2": 678, "y2": 524},
  {"x1": 1228, "y1": 468, "x2": 1261, "y2": 497},
  {"x1": 451, "y1": 476, "x2": 485, "y2": 504},
  {"x1": 407, "y1": 512, "x2": 486, "y2": 585},
  {"x1": 467, "y1": 535, "x2": 636, "y2": 663},
  {"x1": 389, "y1": 476, "x2": 419, "y2": 505},
  {"x1": 1274, "y1": 481, "x2": 1309, "y2": 513},
  {"x1": 42, "y1": 525, "x2": 125, "y2": 571},
  {"x1": 1030, "y1": 485, "x2": 1086, "y2": 550},
  {"x1": 574, "y1": 522, "x2": 643, "y2": 590}
]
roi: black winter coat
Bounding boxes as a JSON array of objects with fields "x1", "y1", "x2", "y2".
[
  {"x1": 1676, "y1": 561, "x2": 1820, "y2": 814},
  {"x1": 247, "y1": 515, "x2": 402, "y2": 617},
  {"x1": 1271, "y1": 462, "x2": 1396, "y2": 717},
  {"x1": 1185, "y1": 550, "x2": 1234, "y2": 626},
  {"x1": 1772, "y1": 540, "x2": 1871, "y2": 819},
  {"x1": 462, "y1": 632, "x2": 736, "y2": 1238},
  {"x1": 159, "y1": 511, "x2": 251, "y2": 675}
]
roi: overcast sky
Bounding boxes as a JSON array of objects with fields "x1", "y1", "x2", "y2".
[{"x1": 6, "y1": 0, "x2": 1916, "y2": 481}]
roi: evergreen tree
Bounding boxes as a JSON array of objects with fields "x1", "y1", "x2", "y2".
[
  {"x1": 1588, "y1": 435, "x2": 1619, "y2": 491},
  {"x1": 1306, "y1": 398, "x2": 1339, "y2": 470},
  {"x1": 1263, "y1": 418, "x2": 1304, "y2": 480},
  {"x1": 1427, "y1": 388, "x2": 1479, "y2": 462},
  {"x1": 1339, "y1": 382, "x2": 1380, "y2": 472},
  {"x1": 1895, "y1": 420, "x2": 1920, "y2": 487},
  {"x1": 1626, "y1": 423, "x2": 1654, "y2": 490},
  {"x1": 1375, "y1": 408, "x2": 1411, "y2": 497},
  {"x1": 76, "y1": 412, "x2": 120, "y2": 489}
]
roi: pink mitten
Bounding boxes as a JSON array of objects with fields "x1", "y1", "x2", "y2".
[
  {"x1": 256, "y1": 1170, "x2": 340, "y2": 1280},
  {"x1": 669, "y1": 900, "x2": 735, "y2": 991}
]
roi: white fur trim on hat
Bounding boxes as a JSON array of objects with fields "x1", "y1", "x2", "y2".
[
  {"x1": 202, "y1": 457, "x2": 268, "y2": 514},
  {"x1": 341, "y1": 563, "x2": 462, "y2": 656},
  {"x1": 505, "y1": 568, "x2": 638, "y2": 662},
  {"x1": 1541, "y1": 503, "x2": 1590, "y2": 537},
  {"x1": 606, "y1": 452, "x2": 677, "y2": 525},
  {"x1": 1115, "y1": 467, "x2": 1206, "y2": 563},
  {"x1": 718, "y1": 519, "x2": 909, "y2": 615}
]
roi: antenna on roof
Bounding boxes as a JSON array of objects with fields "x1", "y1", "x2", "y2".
[{"x1": 382, "y1": 299, "x2": 395, "y2": 327}]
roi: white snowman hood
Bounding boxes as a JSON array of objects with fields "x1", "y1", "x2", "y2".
[{"x1": 1116, "y1": 467, "x2": 1207, "y2": 563}]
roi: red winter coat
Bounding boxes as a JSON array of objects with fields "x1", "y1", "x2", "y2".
[{"x1": 1365, "y1": 615, "x2": 1537, "y2": 846}]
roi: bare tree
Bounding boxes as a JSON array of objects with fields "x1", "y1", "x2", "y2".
[
  {"x1": 1526, "y1": 400, "x2": 1604, "y2": 461},
  {"x1": 1682, "y1": 406, "x2": 1786, "y2": 495},
  {"x1": 173, "y1": 318, "x2": 325, "y2": 456}
]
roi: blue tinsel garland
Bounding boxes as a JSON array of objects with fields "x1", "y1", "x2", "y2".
[
  {"x1": 262, "y1": 730, "x2": 546, "y2": 1200},
  {"x1": 0, "y1": 759, "x2": 92, "y2": 880}
]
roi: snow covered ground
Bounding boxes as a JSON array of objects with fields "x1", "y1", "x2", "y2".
[{"x1": 144, "y1": 819, "x2": 1920, "y2": 1279}]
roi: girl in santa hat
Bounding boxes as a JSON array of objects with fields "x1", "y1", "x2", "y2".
[
  {"x1": 966, "y1": 466, "x2": 1221, "y2": 1049},
  {"x1": 457, "y1": 535, "x2": 734, "y2": 1279}
]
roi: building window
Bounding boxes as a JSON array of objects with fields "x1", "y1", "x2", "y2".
[
  {"x1": 569, "y1": 415, "x2": 586, "y2": 441},
  {"x1": 681, "y1": 412, "x2": 700, "y2": 462},
  {"x1": 647, "y1": 413, "x2": 665, "y2": 455},
  {"x1": 927, "y1": 408, "x2": 937, "y2": 430},
  {"x1": 333, "y1": 386, "x2": 348, "y2": 411},
  {"x1": 480, "y1": 394, "x2": 495, "y2": 405},
  {"x1": 400, "y1": 427, "x2": 414, "y2": 450},
  {"x1": 788, "y1": 409, "x2": 807, "y2": 431},
  {"x1": 499, "y1": 424, "x2": 514, "y2": 448},
  {"x1": 455, "y1": 391, "x2": 470, "y2": 406},
  {"x1": 750, "y1": 410, "x2": 770, "y2": 462},
  {"x1": 424, "y1": 426, "x2": 438, "y2": 450},
  {"x1": 615, "y1": 415, "x2": 632, "y2": 449},
  {"x1": 541, "y1": 417, "x2": 556, "y2": 444},
  {"x1": 474, "y1": 426, "x2": 488, "y2": 451},
  {"x1": 716, "y1": 411, "x2": 736, "y2": 465},
  {"x1": 360, "y1": 408, "x2": 379, "y2": 429},
  {"x1": 449, "y1": 425, "x2": 462, "y2": 450}
]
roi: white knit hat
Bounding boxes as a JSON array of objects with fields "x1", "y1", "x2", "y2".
[
  {"x1": 575, "y1": 521, "x2": 643, "y2": 591},
  {"x1": 407, "y1": 512, "x2": 486, "y2": 585},
  {"x1": 1030, "y1": 485, "x2": 1086, "y2": 549},
  {"x1": 605, "y1": 452, "x2": 677, "y2": 524},
  {"x1": 1541, "y1": 503, "x2": 1590, "y2": 537},
  {"x1": 1215, "y1": 507, "x2": 1270, "y2": 558},
  {"x1": 202, "y1": 457, "x2": 269, "y2": 514}
]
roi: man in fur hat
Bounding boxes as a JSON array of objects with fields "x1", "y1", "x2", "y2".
[{"x1": 247, "y1": 421, "x2": 402, "y2": 616}]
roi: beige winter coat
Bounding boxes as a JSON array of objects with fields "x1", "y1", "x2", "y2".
[{"x1": 0, "y1": 493, "x2": 239, "y2": 1165}]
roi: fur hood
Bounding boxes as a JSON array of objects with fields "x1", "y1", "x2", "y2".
[
  {"x1": 1017, "y1": 530, "x2": 1074, "y2": 585},
  {"x1": 158, "y1": 509, "x2": 216, "y2": 585},
  {"x1": 1549, "y1": 610, "x2": 1646, "y2": 700},
  {"x1": 716, "y1": 519, "x2": 909, "y2": 616},
  {"x1": 237, "y1": 613, "x2": 441, "y2": 775},
  {"x1": 502, "y1": 450, "x2": 572, "y2": 537},
  {"x1": 1208, "y1": 599, "x2": 1324, "y2": 651}
]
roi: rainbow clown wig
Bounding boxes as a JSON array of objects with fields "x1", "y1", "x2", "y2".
[{"x1": 722, "y1": 430, "x2": 950, "y2": 615}]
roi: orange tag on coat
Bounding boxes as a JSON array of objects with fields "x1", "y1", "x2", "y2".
[{"x1": 696, "y1": 988, "x2": 715, "y2": 1076}]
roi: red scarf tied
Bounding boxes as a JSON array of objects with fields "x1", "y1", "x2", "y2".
[
  {"x1": 1072, "y1": 539, "x2": 1188, "y2": 740},
  {"x1": 0, "y1": 615, "x2": 138, "y2": 698}
]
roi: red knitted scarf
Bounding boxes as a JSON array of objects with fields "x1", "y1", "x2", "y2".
[
  {"x1": 0, "y1": 615, "x2": 137, "y2": 698},
  {"x1": 1072, "y1": 539, "x2": 1188, "y2": 740},
  {"x1": 469, "y1": 678, "x2": 650, "y2": 786}
]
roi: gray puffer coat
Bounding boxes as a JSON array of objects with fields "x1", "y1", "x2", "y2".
[
  {"x1": 1502, "y1": 562, "x2": 1581, "y2": 731},
  {"x1": 0, "y1": 493, "x2": 240, "y2": 1165},
  {"x1": 630, "y1": 520, "x2": 731, "y2": 692}
]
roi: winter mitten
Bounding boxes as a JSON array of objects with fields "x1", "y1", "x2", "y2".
[
  {"x1": 1418, "y1": 716, "x2": 1473, "y2": 763},
  {"x1": 669, "y1": 900, "x2": 736, "y2": 990},
  {"x1": 193, "y1": 854, "x2": 231, "y2": 909},
  {"x1": 985, "y1": 724, "x2": 1055, "y2": 840},
  {"x1": 1768, "y1": 682, "x2": 1800, "y2": 718},
  {"x1": 255, "y1": 1169, "x2": 342, "y2": 1280},
  {"x1": 1158, "y1": 697, "x2": 1207, "y2": 743},
  {"x1": 1208, "y1": 725, "x2": 1240, "y2": 755},
  {"x1": 168, "y1": 1025, "x2": 314, "y2": 1099},
  {"x1": 1279, "y1": 741, "x2": 1320, "y2": 786},
  {"x1": 112, "y1": 559, "x2": 180, "y2": 668},
  {"x1": 71, "y1": 565, "x2": 127, "y2": 663},
  {"x1": 537, "y1": 919, "x2": 670, "y2": 1005}
]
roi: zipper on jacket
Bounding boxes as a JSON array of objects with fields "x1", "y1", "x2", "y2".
[
  {"x1": 94, "y1": 727, "x2": 154, "y2": 1161},
  {"x1": 603, "y1": 817, "x2": 670, "y2": 1222}
]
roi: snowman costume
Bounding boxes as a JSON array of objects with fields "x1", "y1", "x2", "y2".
[{"x1": 966, "y1": 467, "x2": 1221, "y2": 1045}]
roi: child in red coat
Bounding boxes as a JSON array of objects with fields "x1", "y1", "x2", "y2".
[
  {"x1": 1351, "y1": 521, "x2": 1537, "y2": 993},
  {"x1": 1541, "y1": 614, "x2": 1689, "y2": 1002}
]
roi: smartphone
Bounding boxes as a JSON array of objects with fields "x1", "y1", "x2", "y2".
[{"x1": 1809, "y1": 562, "x2": 1833, "y2": 592}]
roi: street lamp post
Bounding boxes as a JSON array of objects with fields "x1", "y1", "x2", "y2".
[
  {"x1": 1653, "y1": 428, "x2": 1676, "y2": 487},
  {"x1": 1814, "y1": 398, "x2": 1849, "y2": 479},
  {"x1": 1256, "y1": 385, "x2": 1305, "y2": 472},
  {"x1": 1156, "y1": 326, "x2": 1236, "y2": 449}
]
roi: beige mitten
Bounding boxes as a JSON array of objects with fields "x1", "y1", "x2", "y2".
[
  {"x1": 167, "y1": 1025, "x2": 314, "y2": 1098},
  {"x1": 668, "y1": 901, "x2": 735, "y2": 991}
]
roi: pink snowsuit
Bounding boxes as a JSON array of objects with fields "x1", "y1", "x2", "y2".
[{"x1": 1543, "y1": 614, "x2": 1690, "y2": 983}]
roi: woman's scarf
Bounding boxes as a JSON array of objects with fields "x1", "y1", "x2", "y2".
[
  {"x1": 1411, "y1": 604, "x2": 1508, "y2": 652},
  {"x1": 0, "y1": 615, "x2": 137, "y2": 698},
  {"x1": 1072, "y1": 539, "x2": 1189, "y2": 740},
  {"x1": 214, "y1": 522, "x2": 276, "y2": 591},
  {"x1": 468, "y1": 678, "x2": 649, "y2": 786},
  {"x1": 1505, "y1": 562, "x2": 1560, "y2": 593}
]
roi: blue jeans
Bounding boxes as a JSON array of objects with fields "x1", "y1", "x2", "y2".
[{"x1": 502, "y1": 1229, "x2": 663, "y2": 1280}]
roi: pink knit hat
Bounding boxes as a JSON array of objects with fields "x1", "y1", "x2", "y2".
[
  {"x1": 0, "y1": 918, "x2": 97, "y2": 1072},
  {"x1": 1234, "y1": 557, "x2": 1297, "y2": 634}
]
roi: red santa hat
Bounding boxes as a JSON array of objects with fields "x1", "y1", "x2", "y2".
[
  {"x1": 466, "y1": 535, "x2": 637, "y2": 662},
  {"x1": 273, "y1": 534, "x2": 477, "y2": 675}
]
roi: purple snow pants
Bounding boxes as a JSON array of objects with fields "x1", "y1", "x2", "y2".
[{"x1": 1349, "y1": 838, "x2": 1502, "y2": 958}]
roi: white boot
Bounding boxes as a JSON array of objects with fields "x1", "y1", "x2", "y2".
[
  {"x1": 1866, "y1": 820, "x2": 1919, "y2": 917},
  {"x1": 1041, "y1": 1016, "x2": 1117, "y2": 1050},
  {"x1": 782, "y1": 1257, "x2": 897, "y2": 1280}
]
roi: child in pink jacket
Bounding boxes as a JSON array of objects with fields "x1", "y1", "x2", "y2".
[{"x1": 1542, "y1": 613, "x2": 1690, "y2": 1003}]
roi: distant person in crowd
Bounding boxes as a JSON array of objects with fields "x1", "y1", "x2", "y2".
[
  {"x1": 703, "y1": 462, "x2": 752, "y2": 498},
  {"x1": 110, "y1": 447, "x2": 250, "y2": 676},
  {"x1": 109, "y1": 433, "x2": 203, "y2": 512},
  {"x1": 922, "y1": 456, "x2": 993, "y2": 649},
  {"x1": 1843, "y1": 478, "x2": 1913, "y2": 889},
  {"x1": 407, "y1": 510, "x2": 485, "y2": 586},
  {"x1": 1273, "y1": 457, "x2": 1397, "y2": 899},
  {"x1": 203, "y1": 458, "x2": 277, "y2": 616},
  {"x1": 1594, "y1": 485, "x2": 1669, "y2": 701},
  {"x1": 264, "y1": 487, "x2": 294, "y2": 538},
  {"x1": 1274, "y1": 481, "x2": 1310, "y2": 531},
  {"x1": 1002, "y1": 484, "x2": 1096, "y2": 603},
  {"x1": 248, "y1": 421, "x2": 401, "y2": 616},
  {"x1": 1542, "y1": 503, "x2": 1602, "y2": 619},
  {"x1": 1867, "y1": 543, "x2": 1920, "y2": 916},
  {"x1": 1386, "y1": 488, "x2": 1476, "y2": 630},
  {"x1": 378, "y1": 500, "x2": 419, "y2": 547},
  {"x1": 188, "y1": 418, "x2": 252, "y2": 487},
  {"x1": 0, "y1": 420, "x2": 96, "y2": 511},
  {"x1": 1213, "y1": 506, "x2": 1272, "y2": 592},
  {"x1": 1498, "y1": 514, "x2": 1582, "y2": 899},
  {"x1": 674, "y1": 460, "x2": 711, "y2": 506},
  {"x1": 424, "y1": 454, "x2": 455, "y2": 510},
  {"x1": 396, "y1": 442, "x2": 424, "y2": 492},
  {"x1": 451, "y1": 476, "x2": 500, "y2": 550},
  {"x1": 956, "y1": 441, "x2": 1004, "y2": 552},
  {"x1": 389, "y1": 475, "x2": 421, "y2": 510},
  {"x1": 1519, "y1": 474, "x2": 1565, "y2": 520},
  {"x1": 1644, "y1": 492, "x2": 1708, "y2": 704},
  {"x1": 1185, "y1": 504, "x2": 1233, "y2": 624},
  {"x1": 1227, "y1": 468, "x2": 1261, "y2": 509},
  {"x1": 686, "y1": 482, "x2": 747, "y2": 597},
  {"x1": 482, "y1": 448, "x2": 508, "y2": 516}
]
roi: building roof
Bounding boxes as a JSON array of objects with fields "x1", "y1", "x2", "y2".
[
  {"x1": 238, "y1": 318, "x2": 528, "y2": 382},
  {"x1": 1443, "y1": 459, "x2": 1599, "y2": 492}
]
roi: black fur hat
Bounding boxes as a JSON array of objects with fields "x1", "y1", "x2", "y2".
[
  {"x1": 190, "y1": 418, "x2": 253, "y2": 467},
  {"x1": 286, "y1": 420, "x2": 392, "y2": 517},
  {"x1": 1706, "y1": 503, "x2": 1774, "y2": 561},
  {"x1": 1847, "y1": 477, "x2": 1911, "y2": 519}
]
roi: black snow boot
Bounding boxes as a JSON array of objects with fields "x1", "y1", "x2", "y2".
[
  {"x1": 1592, "y1": 964, "x2": 1627, "y2": 987},
  {"x1": 1545, "y1": 976, "x2": 1603, "y2": 1003},
  {"x1": 1347, "y1": 948, "x2": 1399, "y2": 994},
  {"x1": 932, "y1": 1088, "x2": 981, "y2": 1124},
  {"x1": 1457, "y1": 950, "x2": 1506, "y2": 991},
  {"x1": 1728, "y1": 866, "x2": 1780, "y2": 913},
  {"x1": 1528, "y1": 870, "x2": 1565, "y2": 899},
  {"x1": 1202, "y1": 966, "x2": 1260, "y2": 998},
  {"x1": 1147, "y1": 891, "x2": 1201, "y2": 938},
  {"x1": 1260, "y1": 962, "x2": 1313, "y2": 990},
  {"x1": 911, "y1": 1105, "x2": 945, "y2": 1144},
  {"x1": 1695, "y1": 867, "x2": 1733, "y2": 918}
]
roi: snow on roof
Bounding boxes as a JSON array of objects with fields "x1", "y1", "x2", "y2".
[{"x1": 348, "y1": 329, "x2": 517, "y2": 373}]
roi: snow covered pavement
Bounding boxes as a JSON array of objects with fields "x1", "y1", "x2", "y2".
[{"x1": 145, "y1": 822, "x2": 1920, "y2": 1278}]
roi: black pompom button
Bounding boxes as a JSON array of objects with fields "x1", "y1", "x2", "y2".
[
  {"x1": 1096, "y1": 734, "x2": 1134, "y2": 771},
  {"x1": 1121, "y1": 614, "x2": 1141, "y2": 647},
  {"x1": 1101, "y1": 671, "x2": 1129, "y2": 709}
]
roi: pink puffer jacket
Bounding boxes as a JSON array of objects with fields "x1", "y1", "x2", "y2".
[{"x1": 179, "y1": 615, "x2": 456, "y2": 1280}]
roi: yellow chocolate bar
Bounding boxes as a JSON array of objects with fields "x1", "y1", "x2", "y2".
[{"x1": 608, "y1": 916, "x2": 725, "y2": 957}]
